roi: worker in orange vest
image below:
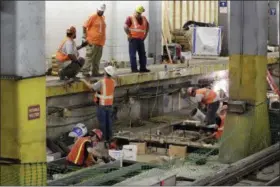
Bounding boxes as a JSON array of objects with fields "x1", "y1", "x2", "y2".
[
  {"x1": 66, "y1": 129, "x2": 103, "y2": 167},
  {"x1": 197, "y1": 104, "x2": 227, "y2": 143},
  {"x1": 214, "y1": 104, "x2": 227, "y2": 140},
  {"x1": 81, "y1": 4, "x2": 106, "y2": 77},
  {"x1": 124, "y1": 5, "x2": 150, "y2": 73},
  {"x1": 81, "y1": 66, "x2": 116, "y2": 149},
  {"x1": 54, "y1": 26, "x2": 85, "y2": 80},
  {"x1": 186, "y1": 87, "x2": 220, "y2": 126}
]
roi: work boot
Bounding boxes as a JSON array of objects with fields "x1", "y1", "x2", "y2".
[
  {"x1": 139, "y1": 69, "x2": 151, "y2": 73},
  {"x1": 58, "y1": 71, "x2": 66, "y2": 81},
  {"x1": 131, "y1": 69, "x2": 139, "y2": 73}
]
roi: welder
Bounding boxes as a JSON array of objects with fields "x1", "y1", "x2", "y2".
[
  {"x1": 186, "y1": 87, "x2": 220, "y2": 126},
  {"x1": 66, "y1": 129, "x2": 113, "y2": 167}
]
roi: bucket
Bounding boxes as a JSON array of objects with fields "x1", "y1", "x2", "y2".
[{"x1": 190, "y1": 108, "x2": 206, "y2": 122}]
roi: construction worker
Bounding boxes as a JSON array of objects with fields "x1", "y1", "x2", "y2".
[
  {"x1": 81, "y1": 4, "x2": 106, "y2": 77},
  {"x1": 213, "y1": 104, "x2": 227, "y2": 140},
  {"x1": 186, "y1": 87, "x2": 220, "y2": 126},
  {"x1": 124, "y1": 5, "x2": 150, "y2": 73},
  {"x1": 80, "y1": 66, "x2": 116, "y2": 148},
  {"x1": 66, "y1": 129, "x2": 103, "y2": 167},
  {"x1": 197, "y1": 104, "x2": 227, "y2": 143},
  {"x1": 55, "y1": 26, "x2": 85, "y2": 80}
]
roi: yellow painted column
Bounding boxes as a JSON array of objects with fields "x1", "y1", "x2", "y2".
[
  {"x1": 219, "y1": 1, "x2": 271, "y2": 163},
  {"x1": 0, "y1": 1, "x2": 46, "y2": 185}
]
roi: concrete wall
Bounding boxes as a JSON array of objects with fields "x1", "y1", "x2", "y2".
[{"x1": 45, "y1": 1, "x2": 150, "y2": 62}]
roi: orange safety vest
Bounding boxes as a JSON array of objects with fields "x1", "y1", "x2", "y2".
[
  {"x1": 94, "y1": 77, "x2": 115, "y2": 106},
  {"x1": 66, "y1": 137, "x2": 91, "y2": 166},
  {"x1": 129, "y1": 15, "x2": 147, "y2": 40},
  {"x1": 215, "y1": 114, "x2": 226, "y2": 139},
  {"x1": 56, "y1": 37, "x2": 73, "y2": 62},
  {"x1": 196, "y1": 88, "x2": 217, "y2": 105},
  {"x1": 84, "y1": 14, "x2": 106, "y2": 46}
]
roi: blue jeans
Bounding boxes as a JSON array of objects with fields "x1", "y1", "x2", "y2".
[
  {"x1": 129, "y1": 38, "x2": 147, "y2": 71},
  {"x1": 97, "y1": 106, "x2": 113, "y2": 141}
]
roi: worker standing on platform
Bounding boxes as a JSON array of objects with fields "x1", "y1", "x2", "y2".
[
  {"x1": 124, "y1": 5, "x2": 150, "y2": 73},
  {"x1": 80, "y1": 66, "x2": 116, "y2": 149},
  {"x1": 66, "y1": 129, "x2": 104, "y2": 167},
  {"x1": 186, "y1": 87, "x2": 220, "y2": 126},
  {"x1": 81, "y1": 4, "x2": 106, "y2": 77},
  {"x1": 55, "y1": 26, "x2": 85, "y2": 80}
]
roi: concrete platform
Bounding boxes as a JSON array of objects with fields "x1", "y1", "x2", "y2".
[
  {"x1": 114, "y1": 155, "x2": 228, "y2": 186},
  {"x1": 46, "y1": 52, "x2": 279, "y2": 98}
]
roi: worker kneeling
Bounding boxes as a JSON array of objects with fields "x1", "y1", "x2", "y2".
[
  {"x1": 66, "y1": 129, "x2": 104, "y2": 167},
  {"x1": 55, "y1": 26, "x2": 85, "y2": 80},
  {"x1": 186, "y1": 87, "x2": 220, "y2": 126}
]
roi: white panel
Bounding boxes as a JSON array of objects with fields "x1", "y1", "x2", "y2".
[{"x1": 45, "y1": 1, "x2": 149, "y2": 62}]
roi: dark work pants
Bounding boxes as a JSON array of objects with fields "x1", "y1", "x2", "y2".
[
  {"x1": 206, "y1": 101, "x2": 220, "y2": 125},
  {"x1": 60, "y1": 57, "x2": 85, "y2": 79},
  {"x1": 97, "y1": 105, "x2": 113, "y2": 142},
  {"x1": 128, "y1": 38, "x2": 147, "y2": 71}
]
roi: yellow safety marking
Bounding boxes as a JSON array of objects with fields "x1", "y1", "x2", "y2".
[
  {"x1": 0, "y1": 76, "x2": 46, "y2": 185},
  {"x1": 219, "y1": 54, "x2": 271, "y2": 163}
]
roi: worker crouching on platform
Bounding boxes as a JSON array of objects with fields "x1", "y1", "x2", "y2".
[
  {"x1": 55, "y1": 26, "x2": 85, "y2": 80},
  {"x1": 81, "y1": 66, "x2": 116, "y2": 148},
  {"x1": 66, "y1": 129, "x2": 103, "y2": 167},
  {"x1": 186, "y1": 87, "x2": 220, "y2": 126},
  {"x1": 124, "y1": 5, "x2": 150, "y2": 73}
]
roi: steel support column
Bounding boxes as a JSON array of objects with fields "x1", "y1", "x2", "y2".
[
  {"x1": 219, "y1": 1, "x2": 271, "y2": 163},
  {"x1": 148, "y1": 1, "x2": 162, "y2": 64},
  {"x1": 0, "y1": 1, "x2": 46, "y2": 185}
]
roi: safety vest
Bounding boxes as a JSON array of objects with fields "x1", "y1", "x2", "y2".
[
  {"x1": 66, "y1": 137, "x2": 91, "y2": 166},
  {"x1": 129, "y1": 15, "x2": 147, "y2": 40},
  {"x1": 56, "y1": 37, "x2": 72, "y2": 62},
  {"x1": 94, "y1": 77, "x2": 115, "y2": 106},
  {"x1": 196, "y1": 88, "x2": 217, "y2": 105},
  {"x1": 215, "y1": 114, "x2": 225, "y2": 139},
  {"x1": 84, "y1": 14, "x2": 106, "y2": 46}
]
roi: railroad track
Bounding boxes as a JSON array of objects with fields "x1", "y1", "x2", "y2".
[{"x1": 192, "y1": 143, "x2": 280, "y2": 186}]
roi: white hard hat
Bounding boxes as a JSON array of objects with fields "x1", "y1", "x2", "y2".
[
  {"x1": 104, "y1": 65, "x2": 116, "y2": 77},
  {"x1": 68, "y1": 123, "x2": 88, "y2": 138},
  {"x1": 97, "y1": 4, "x2": 106, "y2": 12}
]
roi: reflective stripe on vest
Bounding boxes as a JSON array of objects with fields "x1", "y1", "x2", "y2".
[
  {"x1": 56, "y1": 37, "x2": 72, "y2": 62},
  {"x1": 129, "y1": 15, "x2": 147, "y2": 39},
  {"x1": 66, "y1": 137, "x2": 90, "y2": 165},
  {"x1": 94, "y1": 78, "x2": 115, "y2": 106},
  {"x1": 196, "y1": 88, "x2": 217, "y2": 104}
]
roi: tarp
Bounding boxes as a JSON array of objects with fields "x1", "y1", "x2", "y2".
[{"x1": 192, "y1": 27, "x2": 222, "y2": 56}]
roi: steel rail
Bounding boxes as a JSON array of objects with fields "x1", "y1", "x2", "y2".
[{"x1": 192, "y1": 143, "x2": 280, "y2": 186}]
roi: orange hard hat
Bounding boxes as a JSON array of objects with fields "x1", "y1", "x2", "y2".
[
  {"x1": 91, "y1": 129, "x2": 103, "y2": 140},
  {"x1": 67, "y1": 26, "x2": 76, "y2": 34}
]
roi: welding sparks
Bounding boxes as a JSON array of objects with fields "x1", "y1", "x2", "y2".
[{"x1": 212, "y1": 79, "x2": 229, "y2": 98}]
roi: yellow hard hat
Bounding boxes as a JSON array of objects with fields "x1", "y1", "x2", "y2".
[{"x1": 135, "y1": 5, "x2": 145, "y2": 14}]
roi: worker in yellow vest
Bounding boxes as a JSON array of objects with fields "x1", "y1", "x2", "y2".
[
  {"x1": 53, "y1": 26, "x2": 85, "y2": 80},
  {"x1": 124, "y1": 5, "x2": 150, "y2": 73},
  {"x1": 81, "y1": 66, "x2": 116, "y2": 149}
]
